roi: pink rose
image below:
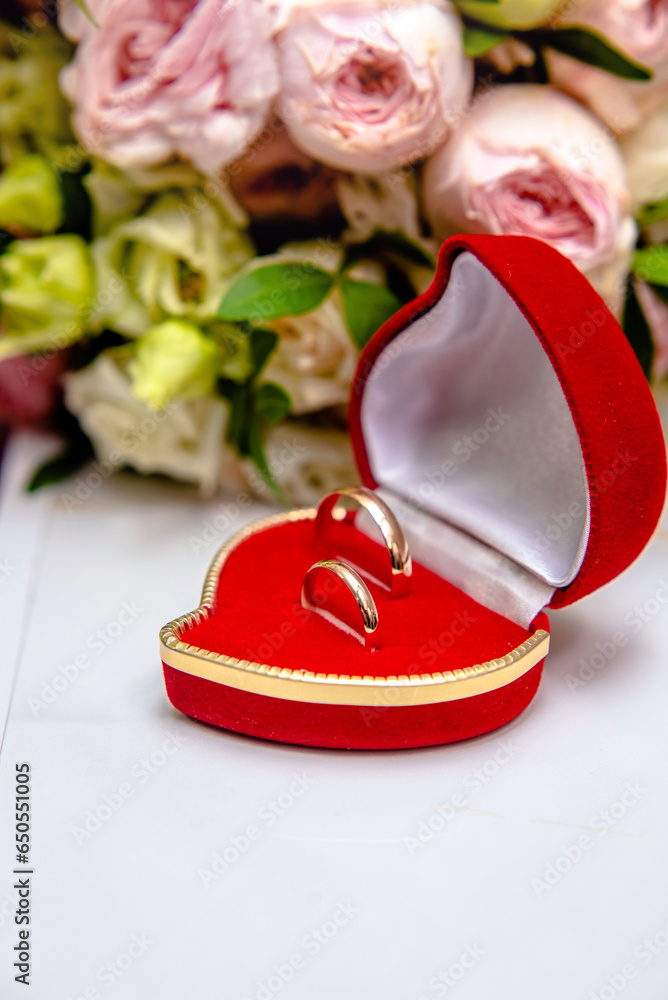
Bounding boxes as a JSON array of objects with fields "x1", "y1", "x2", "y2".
[
  {"x1": 228, "y1": 118, "x2": 340, "y2": 221},
  {"x1": 548, "y1": 0, "x2": 668, "y2": 132},
  {"x1": 59, "y1": 0, "x2": 280, "y2": 174},
  {"x1": 423, "y1": 85, "x2": 636, "y2": 313},
  {"x1": 276, "y1": 0, "x2": 473, "y2": 173}
]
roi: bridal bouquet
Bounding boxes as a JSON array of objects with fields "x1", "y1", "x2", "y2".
[{"x1": 1, "y1": 0, "x2": 667, "y2": 502}]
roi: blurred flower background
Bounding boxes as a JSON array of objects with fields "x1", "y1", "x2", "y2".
[{"x1": 1, "y1": 0, "x2": 667, "y2": 503}]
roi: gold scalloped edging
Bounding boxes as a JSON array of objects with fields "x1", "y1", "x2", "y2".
[{"x1": 159, "y1": 509, "x2": 550, "y2": 707}]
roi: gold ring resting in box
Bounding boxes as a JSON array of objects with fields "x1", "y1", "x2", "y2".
[
  {"x1": 301, "y1": 559, "x2": 380, "y2": 650},
  {"x1": 315, "y1": 487, "x2": 412, "y2": 597}
]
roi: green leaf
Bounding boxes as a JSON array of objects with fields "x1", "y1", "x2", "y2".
[
  {"x1": 247, "y1": 419, "x2": 290, "y2": 506},
  {"x1": 622, "y1": 278, "x2": 654, "y2": 380},
  {"x1": 218, "y1": 379, "x2": 252, "y2": 454},
  {"x1": 463, "y1": 23, "x2": 509, "y2": 57},
  {"x1": 637, "y1": 198, "x2": 668, "y2": 230},
  {"x1": 254, "y1": 383, "x2": 292, "y2": 426},
  {"x1": 248, "y1": 326, "x2": 279, "y2": 376},
  {"x1": 632, "y1": 246, "x2": 668, "y2": 287},
  {"x1": 544, "y1": 28, "x2": 652, "y2": 80},
  {"x1": 27, "y1": 434, "x2": 94, "y2": 492},
  {"x1": 218, "y1": 263, "x2": 334, "y2": 322},
  {"x1": 340, "y1": 279, "x2": 401, "y2": 350}
]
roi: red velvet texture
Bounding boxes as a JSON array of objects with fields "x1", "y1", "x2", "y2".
[
  {"x1": 185, "y1": 520, "x2": 532, "y2": 675},
  {"x1": 163, "y1": 660, "x2": 544, "y2": 750},
  {"x1": 350, "y1": 235, "x2": 668, "y2": 609},
  {"x1": 164, "y1": 520, "x2": 550, "y2": 748}
]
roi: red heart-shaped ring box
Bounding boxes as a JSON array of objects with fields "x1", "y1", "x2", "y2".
[{"x1": 160, "y1": 235, "x2": 667, "y2": 750}]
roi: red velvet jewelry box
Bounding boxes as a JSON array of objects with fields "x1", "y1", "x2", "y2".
[{"x1": 160, "y1": 234, "x2": 667, "y2": 750}]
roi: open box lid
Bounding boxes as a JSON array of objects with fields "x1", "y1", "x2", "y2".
[{"x1": 349, "y1": 234, "x2": 667, "y2": 613}]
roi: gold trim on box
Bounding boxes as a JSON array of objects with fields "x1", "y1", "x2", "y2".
[{"x1": 159, "y1": 509, "x2": 550, "y2": 708}]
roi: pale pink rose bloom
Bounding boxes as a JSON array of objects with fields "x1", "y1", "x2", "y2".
[
  {"x1": 636, "y1": 279, "x2": 668, "y2": 380},
  {"x1": 58, "y1": 0, "x2": 280, "y2": 174},
  {"x1": 548, "y1": 0, "x2": 668, "y2": 133},
  {"x1": 423, "y1": 85, "x2": 636, "y2": 314},
  {"x1": 276, "y1": 0, "x2": 473, "y2": 174}
]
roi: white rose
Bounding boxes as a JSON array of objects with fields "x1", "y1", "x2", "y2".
[
  {"x1": 620, "y1": 99, "x2": 668, "y2": 211},
  {"x1": 250, "y1": 421, "x2": 358, "y2": 505},
  {"x1": 336, "y1": 170, "x2": 423, "y2": 243},
  {"x1": 65, "y1": 353, "x2": 242, "y2": 496},
  {"x1": 263, "y1": 291, "x2": 358, "y2": 414}
]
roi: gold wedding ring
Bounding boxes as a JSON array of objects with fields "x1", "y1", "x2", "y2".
[
  {"x1": 315, "y1": 487, "x2": 412, "y2": 597},
  {"x1": 301, "y1": 559, "x2": 380, "y2": 650}
]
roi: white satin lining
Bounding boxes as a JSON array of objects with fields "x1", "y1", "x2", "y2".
[{"x1": 360, "y1": 253, "x2": 591, "y2": 626}]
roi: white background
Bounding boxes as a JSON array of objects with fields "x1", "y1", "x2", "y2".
[{"x1": 1, "y1": 406, "x2": 667, "y2": 1000}]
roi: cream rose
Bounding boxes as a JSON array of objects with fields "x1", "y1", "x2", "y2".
[
  {"x1": 263, "y1": 293, "x2": 358, "y2": 414},
  {"x1": 276, "y1": 0, "x2": 473, "y2": 173},
  {"x1": 65, "y1": 352, "x2": 238, "y2": 495},
  {"x1": 59, "y1": 0, "x2": 280, "y2": 173},
  {"x1": 423, "y1": 85, "x2": 636, "y2": 313},
  {"x1": 250, "y1": 422, "x2": 358, "y2": 505},
  {"x1": 620, "y1": 99, "x2": 668, "y2": 211},
  {"x1": 548, "y1": 0, "x2": 668, "y2": 133}
]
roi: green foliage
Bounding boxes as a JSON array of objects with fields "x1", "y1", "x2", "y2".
[
  {"x1": 463, "y1": 23, "x2": 509, "y2": 57},
  {"x1": 636, "y1": 199, "x2": 668, "y2": 230},
  {"x1": 218, "y1": 263, "x2": 335, "y2": 322},
  {"x1": 340, "y1": 279, "x2": 401, "y2": 349},
  {"x1": 27, "y1": 425, "x2": 94, "y2": 492},
  {"x1": 542, "y1": 28, "x2": 652, "y2": 80},
  {"x1": 632, "y1": 246, "x2": 668, "y2": 288},
  {"x1": 217, "y1": 326, "x2": 291, "y2": 502}
]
